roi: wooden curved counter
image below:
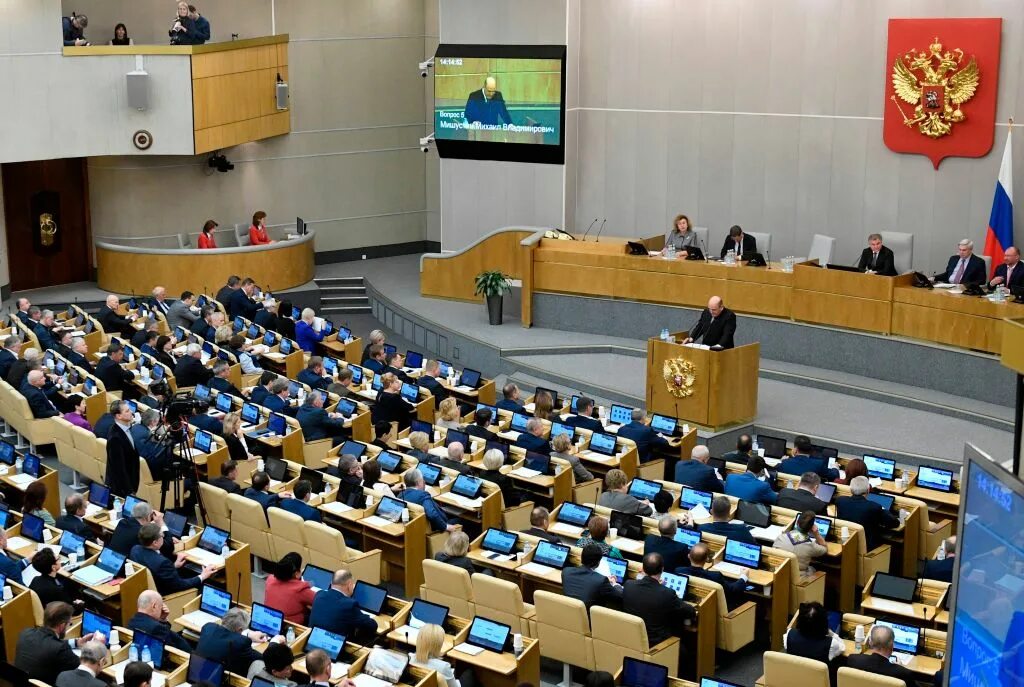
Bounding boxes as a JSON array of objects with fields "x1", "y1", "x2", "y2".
[{"x1": 95, "y1": 231, "x2": 315, "y2": 295}]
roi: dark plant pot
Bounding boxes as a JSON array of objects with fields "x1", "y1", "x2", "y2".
[{"x1": 486, "y1": 294, "x2": 503, "y2": 325}]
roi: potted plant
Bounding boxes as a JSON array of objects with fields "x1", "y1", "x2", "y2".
[{"x1": 474, "y1": 270, "x2": 512, "y2": 325}]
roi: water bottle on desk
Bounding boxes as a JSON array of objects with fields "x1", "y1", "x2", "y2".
[
  {"x1": 141, "y1": 645, "x2": 152, "y2": 667},
  {"x1": 14, "y1": 456, "x2": 21, "y2": 473},
  {"x1": 660, "y1": 328, "x2": 669, "y2": 342},
  {"x1": 286, "y1": 626, "x2": 295, "y2": 644},
  {"x1": 128, "y1": 643, "x2": 139, "y2": 663}
]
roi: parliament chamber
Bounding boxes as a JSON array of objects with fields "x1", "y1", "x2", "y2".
[{"x1": 0, "y1": 2, "x2": 1023, "y2": 687}]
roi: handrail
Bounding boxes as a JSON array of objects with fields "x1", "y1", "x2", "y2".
[
  {"x1": 94, "y1": 229, "x2": 315, "y2": 256},
  {"x1": 62, "y1": 34, "x2": 288, "y2": 57},
  {"x1": 419, "y1": 226, "x2": 552, "y2": 272}
]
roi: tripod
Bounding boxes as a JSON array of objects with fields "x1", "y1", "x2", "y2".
[{"x1": 160, "y1": 417, "x2": 209, "y2": 527}]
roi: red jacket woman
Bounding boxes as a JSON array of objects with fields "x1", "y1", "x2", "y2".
[
  {"x1": 264, "y1": 553, "x2": 316, "y2": 624},
  {"x1": 197, "y1": 219, "x2": 218, "y2": 249},
  {"x1": 249, "y1": 210, "x2": 272, "y2": 245}
]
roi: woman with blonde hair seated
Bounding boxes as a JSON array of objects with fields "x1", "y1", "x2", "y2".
[
  {"x1": 410, "y1": 623, "x2": 476, "y2": 687},
  {"x1": 533, "y1": 391, "x2": 554, "y2": 421},
  {"x1": 407, "y1": 430, "x2": 432, "y2": 464},
  {"x1": 436, "y1": 397, "x2": 462, "y2": 430}
]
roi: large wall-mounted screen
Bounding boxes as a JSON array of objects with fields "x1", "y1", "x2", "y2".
[{"x1": 433, "y1": 44, "x2": 566, "y2": 164}]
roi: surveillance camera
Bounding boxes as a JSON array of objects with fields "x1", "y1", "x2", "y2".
[
  {"x1": 418, "y1": 59, "x2": 433, "y2": 78},
  {"x1": 421, "y1": 145, "x2": 430, "y2": 153}
]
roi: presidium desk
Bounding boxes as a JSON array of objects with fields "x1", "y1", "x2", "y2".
[
  {"x1": 95, "y1": 230, "x2": 315, "y2": 296},
  {"x1": 420, "y1": 230, "x2": 1020, "y2": 355}
]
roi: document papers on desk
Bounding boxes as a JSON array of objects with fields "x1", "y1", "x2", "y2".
[
  {"x1": 711, "y1": 561, "x2": 746, "y2": 577},
  {"x1": 688, "y1": 504, "x2": 711, "y2": 520},
  {"x1": 352, "y1": 674, "x2": 394, "y2": 687},
  {"x1": 868, "y1": 598, "x2": 916, "y2": 615},
  {"x1": 518, "y1": 562, "x2": 557, "y2": 577},
  {"x1": 510, "y1": 466, "x2": 541, "y2": 479},
  {"x1": 452, "y1": 642, "x2": 486, "y2": 656},
  {"x1": 321, "y1": 501, "x2": 354, "y2": 515},
  {"x1": 750, "y1": 525, "x2": 785, "y2": 542},
  {"x1": 362, "y1": 515, "x2": 395, "y2": 529}
]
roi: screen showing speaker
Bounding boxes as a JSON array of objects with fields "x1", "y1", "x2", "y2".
[{"x1": 433, "y1": 44, "x2": 566, "y2": 164}]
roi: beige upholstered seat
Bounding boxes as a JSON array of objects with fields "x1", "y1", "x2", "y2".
[
  {"x1": 533, "y1": 590, "x2": 596, "y2": 672},
  {"x1": 763, "y1": 651, "x2": 830, "y2": 687},
  {"x1": 774, "y1": 548, "x2": 826, "y2": 613},
  {"x1": 268, "y1": 507, "x2": 309, "y2": 561},
  {"x1": 846, "y1": 523, "x2": 892, "y2": 586},
  {"x1": 837, "y1": 667, "x2": 907, "y2": 687},
  {"x1": 699, "y1": 577, "x2": 757, "y2": 652},
  {"x1": 70, "y1": 426, "x2": 106, "y2": 484},
  {"x1": 226, "y1": 493, "x2": 274, "y2": 562},
  {"x1": 502, "y1": 500, "x2": 533, "y2": 531},
  {"x1": 303, "y1": 521, "x2": 381, "y2": 584},
  {"x1": 199, "y1": 482, "x2": 231, "y2": 533},
  {"x1": 591, "y1": 605, "x2": 679, "y2": 676},
  {"x1": 419, "y1": 558, "x2": 474, "y2": 619},
  {"x1": 471, "y1": 573, "x2": 535, "y2": 637}
]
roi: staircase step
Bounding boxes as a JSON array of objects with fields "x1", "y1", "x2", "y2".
[
  {"x1": 315, "y1": 277, "x2": 365, "y2": 286},
  {"x1": 320, "y1": 286, "x2": 366, "y2": 295},
  {"x1": 322, "y1": 295, "x2": 370, "y2": 305},
  {"x1": 322, "y1": 305, "x2": 373, "y2": 314}
]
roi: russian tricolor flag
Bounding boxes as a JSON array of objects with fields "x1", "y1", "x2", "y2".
[{"x1": 984, "y1": 127, "x2": 1014, "y2": 276}]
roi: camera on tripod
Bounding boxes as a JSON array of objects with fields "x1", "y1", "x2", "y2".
[{"x1": 165, "y1": 391, "x2": 209, "y2": 431}]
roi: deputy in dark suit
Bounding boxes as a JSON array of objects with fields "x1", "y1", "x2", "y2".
[
  {"x1": 296, "y1": 391, "x2": 347, "y2": 443},
  {"x1": 674, "y1": 445, "x2": 724, "y2": 493},
  {"x1": 417, "y1": 360, "x2": 449, "y2": 408},
  {"x1": 719, "y1": 225, "x2": 757, "y2": 259},
  {"x1": 989, "y1": 246, "x2": 1024, "y2": 290},
  {"x1": 724, "y1": 456, "x2": 778, "y2": 506},
  {"x1": 245, "y1": 472, "x2": 282, "y2": 512},
  {"x1": 227, "y1": 279, "x2": 262, "y2": 321},
  {"x1": 196, "y1": 607, "x2": 265, "y2": 676},
  {"x1": 935, "y1": 239, "x2": 987, "y2": 285},
  {"x1": 562, "y1": 543, "x2": 623, "y2": 611},
  {"x1": 211, "y1": 460, "x2": 243, "y2": 494},
  {"x1": 464, "y1": 77, "x2": 513, "y2": 126},
  {"x1": 14, "y1": 601, "x2": 94, "y2": 684},
  {"x1": 208, "y1": 359, "x2": 243, "y2": 397},
  {"x1": 372, "y1": 373, "x2": 415, "y2": 431},
  {"x1": 54, "y1": 641, "x2": 108, "y2": 687},
  {"x1": 128, "y1": 590, "x2": 192, "y2": 653},
  {"x1": 130, "y1": 523, "x2": 214, "y2": 594},
  {"x1": 623, "y1": 553, "x2": 697, "y2": 646},
  {"x1": 105, "y1": 401, "x2": 140, "y2": 497},
  {"x1": 21, "y1": 371, "x2": 60, "y2": 418},
  {"x1": 857, "y1": 234, "x2": 898, "y2": 276},
  {"x1": 776, "y1": 472, "x2": 828, "y2": 515},
  {"x1": 496, "y1": 382, "x2": 527, "y2": 414},
  {"x1": 835, "y1": 476, "x2": 898, "y2": 550},
  {"x1": 0, "y1": 530, "x2": 29, "y2": 580},
  {"x1": 675, "y1": 543, "x2": 748, "y2": 609},
  {"x1": 97, "y1": 294, "x2": 136, "y2": 338},
  {"x1": 276, "y1": 481, "x2": 322, "y2": 522},
  {"x1": 250, "y1": 371, "x2": 277, "y2": 406},
  {"x1": 0, "y1": 337, "x2": 21, "y2": 379},
  {"x1": 166, "y1": 292, "x2": 199, "y2": 331},
  {"x1": 643, "y1": 516, "x2": 692, "y2": 572},
  {"x1": 173, "y1": 344, "x2": 213, "y2": 388},
  {"x1": 564, "y1": 396, "x2": 603, "y2": 432},
  {"x1": 515, "y1": 417, "x2": 551, "y2": 455},
  {"x1": 779, "y1": 436, "x2": 839, "y2": 482},
  {"x1": 922, "y1": 536, "x2": 956, "y2": 583},
  {"x1": 215, "y1": 277, "x2": 240, "y2": 307},
  {"x1": 67, "y1": 338, "x2": 95, "y2": 376},
  {"x1": 617, "y1": 408, "x2": 669, "y2": 463},
  {"x1": 464, "y1": 407, "x2": 498, "y2": 442},
  {"x1": 110, "y1": 501, "x2": 176, "y2": 559},
  {"x1": 520, "y1": 506, "x2": 561, "y2": 543},
  {"x1": 297, "y1": 357, "x2": 331, "y2": 391},
  {"x1": 254, "y1": 302, "x2": 278, "y2": 332},
  {"x1": 263, "y1": 379, "x2": 298, "y2": 418},
  {"x1": 28, "y1": 309, "x2": 57, "y2": 350},
  {"x1": 308, "y1": 570, "x2": 378, "y2": 643},
  {"x1": 684, "y1": 296, "x2": 737, "y2": 349},
  {"x1": 846, "y1": 625, "x2": 916, "y2": 687},
  {"x1": 55, "y1": 494, "x2": 97, "y2": 542},
  {"x1": 96, "y1": 343, "x2": 135, "y2": 393},
  {"x1": 700, "y1": 496, "x2": 757, "y2": 545}
]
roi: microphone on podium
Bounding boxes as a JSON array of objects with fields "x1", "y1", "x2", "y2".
[
  {"x1": 594, "y1": 219, "x2": 607, "y2": 243},
  {"x1": 581, "y1": 219, "x2": 598, "y2": 241}
]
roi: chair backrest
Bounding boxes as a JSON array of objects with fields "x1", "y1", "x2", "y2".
[
  {"x1": 303, "y1": 521, "x2": 349, "y2": 571},
  {"x1": 226, "y1": 493, "x2": 273, "y2": 560},
  {"x1": 982, "y1": 254, "x2": 992, "y2": 278},
  {"x1": 837, "y1": 667, "x2": 907, "y2": 687},
  {"x1": 572, "y1": 479, "x2": 602, "y2": 506},
  {"x1": 808, "y1": 234, "x2": 837, "y2": 265},
  {"x1": 693, "y1": 227, "x2": 709, "y2": 252},
  {"x1": 636, "y1": 460, "x2": 664, "y2": 481},
  {"x1": 420, "y1": 559, "x2": 474, "y2": 618},
  {"x1": 880, "y1": 231, "x2": 913, "y2": 274},
  {"x1": 502, "y1": 501, "x2": 534, "y2": 532},
  {"x1": 764, "y1": 650, "x2": 830, "y2": 687},
  {"x1": 532, "y1": 590, "x2": 595, "y2": 669},
  {"x1": 533, "y1": 589, "x2": 591, "y2": 634},
  {"x1": 591, "y1": 605, "x2": 650, "y2": 652},
  {"x1": 747, "y1": 231, "x2": 772, "y2": 258},
  {"x1": 199, "y1": 483, "x2": 231, "y2": 532},
  {"x1": 471, "y1": 573, "x2": 527, "y2": 633},
  {"x1": 268, "y1": 507, "x2": 309, "y2": 561}
]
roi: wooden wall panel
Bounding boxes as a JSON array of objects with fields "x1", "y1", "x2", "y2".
[{"x1": 420, "y1": 230, "x2": 533, "y2": 302}]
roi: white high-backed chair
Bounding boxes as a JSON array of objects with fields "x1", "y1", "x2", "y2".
[
  {"x1": 880, "y1": 231, "x2": 914, "y2": 274},
  {"x1": 693, "y1": 227, "x2": 710, "y2": 253},
  {"x1": 747, "y1": 231, "x2": 772, "y2": 259},
  {"x1": 808, "y1": 234, "x2": 837, "y2": 265}
]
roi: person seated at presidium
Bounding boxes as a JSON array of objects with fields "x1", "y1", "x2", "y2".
[
  {"x1": 990, "y1": 246, "x2": 1024, "y2": 289},
  {"x1": 934, "y1": 238, "x2": 987, "y2": 285},
  {"x1": 720, "y1": 224, "x2": 756, "y2": 259},
  {"x1": 63, "y1": 13, "x2": 89, "y2": 46},
  {"x1": 857, "y1": 233, "x2": 898, "y2": 276},
  {"x1": 249, "y1": 210, "x2": 273, "y2": 245},
  {"x1": 683, "y1": 296, "x2": 736, "y2": 349},
  {"x1": 665, "y1": 214, "x2": 699, "y2": 254}
]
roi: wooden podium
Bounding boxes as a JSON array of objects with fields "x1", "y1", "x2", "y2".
[{"x1": 646, "y1": 335, "x2": 759, "y2": 430}]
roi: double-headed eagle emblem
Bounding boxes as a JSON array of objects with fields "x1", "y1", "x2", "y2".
[
  {"x1": 663, "y1": 358, "x2": 696, "y2": 399},
  {"x1": 890, "y1": 37, "x2": 980, "y2": 138}
]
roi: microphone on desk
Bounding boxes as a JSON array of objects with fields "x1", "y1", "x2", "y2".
[
  {"x1": 698, "y1": 235, "x2": 710, "y2": 263},
  {"x1": 581, "y1": 219, "x2": 598, "y2": 241},
  {"x1": 594, "y1": 219, "x2": 607, "y2": 243},
  {"x1": 765, "y1": 249, "x2": 772, "y2": 271}
]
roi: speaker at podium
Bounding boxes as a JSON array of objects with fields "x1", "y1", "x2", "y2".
[{"x1": 646, "y1": 333, "x2": 759, "y2": 430}]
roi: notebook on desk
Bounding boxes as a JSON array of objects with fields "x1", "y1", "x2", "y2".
[{"x1": 72, "y1": 547, "x2": 125, "y2": 586}]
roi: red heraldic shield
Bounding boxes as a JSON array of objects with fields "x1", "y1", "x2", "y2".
[{"x1": 883, "y1": 18, "x2": 1001, "y2": 168}]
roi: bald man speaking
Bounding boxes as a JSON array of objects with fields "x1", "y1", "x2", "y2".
[
  {"x1": 464, "y1": 76, "x2": 513, "y2": 127},
  {"x1": 683, "y1": 296, "x2": 736, "y2": 350}
]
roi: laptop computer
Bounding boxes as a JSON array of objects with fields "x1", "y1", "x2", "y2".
[
  {"x1": 20, "y1": 513, "x2": 46, "y2": 543},
  {"x1": 626, "y1": 241, "x2": 649, "y2": 256},
  {"x1": 186, "y1": 654, "x2": 225, "y2": 685},
  {"x1": 131, "y1": 630, "x2": 164, "y2": 667},
  {"x1": 21, "y1": 454, "x2": 40, "y2": 478},
  {"x1": 408, "y1": 598, "x2": 449, "y2": 630},
  {"x1": 481, "y1": 528, "x2": 519, "y2": 557},
  {"x1": 72, "y1": 547, "x2": 126, "y2": 586},
  {"x1": 597, "y1": 556, "x2": 628, "y2": 584},
  {"x1": 459, "y1": 368, "x2": 482, "y2": 389},
  {"x1": 814, "y1": 483, "x2": 836, "y2": 504},
  {"x1": 627, "y1": 478, "x2": 661, "y2": 501},
  {"x1": 87, "y1": 482, "x2": 111, "y2": 513},
  {"x1": 410, "y1": 419, "x2": 434, "y2": 441},
  {"x1": 299, "y1": 467, "x2": 325, "y2": 495},
  {"x1": 916, "y1": 465, "x2": 956, "y2": 493},
  {"x1": 673, "y1": 528, "x2": 702, "y2": 547},
  {"x1": 250, "y1": 603, "x2": 284, "y2": 637},
  {"x1": 193, "y1": 429, "x2": 213, "y2": 453},
  {"x1": 523, "y1": 451, "x2": 551, "y2": 476},
  {"x1": 451, "y1": 474, "x2": 482, "y2": 499},
  {"x1": 875, "y1": 620, "x2": 920, "y2": 655},
  {"x1": 531, "y1": 540, "x2": 571, "y2": 570},
  {"x1": 405, "y1": 350, "x2": 424, "y2": 369},
  {"x1": 608, "y1": 511, "x2": 643, "y2": 540},
  {"x1": 335, "y1": 398, "x2": 357, "y2": 418},
  {"x1": 305, "y1": 627, "x2": 346, "y2": 662},
  {"x1": 400, "y1": 382, "x2": 419, "y2": 403},
  {"x1": 622, "y1": 657, "x2": 669, "y2": 687},
  {"x1": 866, "y1": 492, "x2": 896, "y2": 512},
  {"x1": 465, "y1": 617, "x2": 511, "y2": 653},
  {"x1": 59, "y1": 530, "x2": 86, "y2": 556},
  {"x1": 556, "y1": 502, "x2": 592, "y2": 528},
  {"x1": 608, "y1": 404, "x2": 633, "y2": 427},
  {"x1": 660, "y1": 572, "x2": 689, "y2": 599},
  {"x1": 723, "y1": 539, "x2": 762, "y2": 569},
  {"x1": 82, "y1": 610, "x2": 113, "y2": 645},
  {"x1": 588, "y1": 432, "x2": 618, "y2": 456},
  {"x1": 756, "y1": 435, "x2": 787, "y2": 459},
  {"x1": 444, "y1": 429, "x2": 470, "y2": 449},
  {"x1": 509, "y1": 413, "x2": 530, "y2": 433},
  {"x1": 680, "y1": 487, "x2": 713, "y2": 511},
  {"x1": 864, "y1": 454, "x2": 896, "y2": 480},
  {"x1": 352, "y1": 580, "x2": 388, "y2": 615},
  {"x1": 485, "y1": 440, "x2": 509, "y2": 460},
  {"x1": 701, "y1": 679, "x2": 743, "y2": 687},
  {"x1": 650, "y1": 414, "x2": 677, "y2": 435},
  {"x1": 872, "y1": 573, "x2": 917, "y2": 603},
  {"x1": 374, "y1": 496, "x2": 406, "y2": 523},
  {"x1": 549, "y1": 421, "x2": 575, "y2": 441},
  {"x1": 418, "y1": 462, "x2": 442, "y2": 487},
  {"x1": 264, "y1": 456, "x2": 288, "y2": 482},
  {"x1": 301, "y1": 564, "x2": 334, "y2": 592},
  {"x1": 376, "y1": 452, "x2": 403, "y2": 473},
  {"x1": 181, "y1": 585, "x2": 233, "y2": 628},
  {"x1": 737, "y1": 500, "x2": 771, "y2": 528}
]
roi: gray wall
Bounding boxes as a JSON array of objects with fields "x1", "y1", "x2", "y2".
[
  {"x1": 436, "y1": 0, "x2": 567, "y2": 250},
  {"x1": 570, "y1": 0, "x2": 1024, "y2": 271},
  {"x1": 81, "y1": 0, "x2": 431, "y2": 256}
]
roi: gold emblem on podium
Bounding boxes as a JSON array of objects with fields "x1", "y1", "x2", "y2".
[
  {"x1": 890, "y1": 36, "x2": 980, "y2": 139},
  {"x1": 39, "y1": 213, "x2": 57, "y2": 247},
  {"x1": 663, "y1": 358, "x2": 696, "y2": 398}
]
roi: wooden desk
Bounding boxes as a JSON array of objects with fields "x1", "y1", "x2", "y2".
[
  {"x1": 318, "y1": 334, "x2": 363, "y2": 364},
  {"x1": 448, "y1": 635, "x2": 541, "y2": 687},
  {"x1": 0, "y1": 582, "x2": 36, "y2": 662},
  {"x1": 838, "y1": 614, "x2": 945, "y2": 677},
  {"x1": 892, "y1": 283, "x2": 1015, "y2": 353},
  {"x1": 174, "y1": 595, "x2": 310, "y2": 652},
  {"x1": 792, "y1": 263, "x2": 896, "y2": 334},
  {"x1": 354, "y1": 502, "x2": 428, "y2": 598},
  {"x1": 102, "y1": 633, "x2": 190, "y2": 686},
  {"x1": 861, "y1": 575, "x2": 948, "y2": 624}
]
